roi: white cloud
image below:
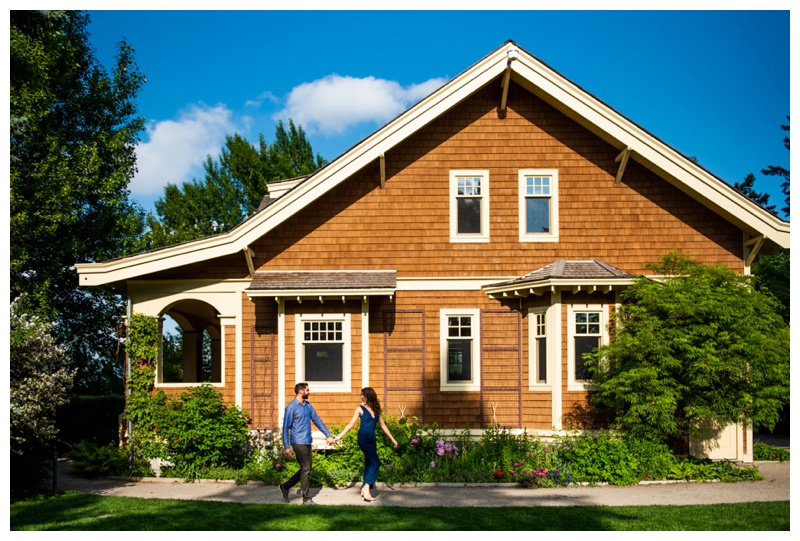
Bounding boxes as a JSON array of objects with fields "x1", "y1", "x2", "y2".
[
  {"x1": 274, "y1": 75, "x2": 448, "y2": 135},
  {"x1": 130, "y1": 104, "x2": 239, "y2": 198}
]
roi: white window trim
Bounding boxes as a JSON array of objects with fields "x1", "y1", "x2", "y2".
[
  {"x1": 528, "y1": 306, "x2": 551, "y2": 391},
  {"x1": 518, "y1": 169, "x2": 559, "y2": 242},
  {"x1": 449, "y1": 170, "x2": 490, "y2": 243},
  {"x1": 294, "y1": 312, "x2": 351, "y2": 393},
  {"x1": 567, "y1": 304, "x2": 605, "y2": 391},
  {"x1": 439, "y1": 308, "x2": 481, "y2": 391}
]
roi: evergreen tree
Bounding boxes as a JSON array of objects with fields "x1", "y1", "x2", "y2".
[
  {"x1": 142, "y1": 120, "x2": 327, "y2": 250},
  {"x1": 761, "y1": 116, "x2": 790, "y2": 217}
]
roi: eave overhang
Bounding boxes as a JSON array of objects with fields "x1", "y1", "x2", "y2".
[
  {"x1": 244, "y1": 270, "x2": 396, "y2": 302},
  {"x1": 75, "y1": 41, "x2": 789, "y2": 289},
  {"x1": 483, "y1": 259, "x2": 635, "y2": 299}
]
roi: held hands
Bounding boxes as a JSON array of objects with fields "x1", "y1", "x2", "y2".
[{"x1": 326, "y1": 436, "x2": 336, "y2": 445}]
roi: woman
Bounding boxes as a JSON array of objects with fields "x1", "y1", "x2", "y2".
[{"x1": 333, "y1": 387, "x2": 398, "y2": 501}]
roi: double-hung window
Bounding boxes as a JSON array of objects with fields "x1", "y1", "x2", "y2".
[
  {"x1": 295, "y1": 313, "x2": 351, "y2": 392},
  {"x1": 440, "y1": 309, "x2": 481, "y2": 391},
  {"x1": 450, "y1": 170, "x2": 489, "y2": 242},
  {"x1": 518, "y1": 169, "x2": 558, "y2": 242},
  {"x1": 528, "y1": 308, "x2": 549, "y2": 389},
  {"x1": 567, "y1": 305, "x2": 604, "y2": 390}
]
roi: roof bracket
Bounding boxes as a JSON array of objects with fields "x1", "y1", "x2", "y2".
[
  {"x1": 499, "y1": 47, "x2": 518, "y2": 117},
  {"x1": 380, "y1": 153, "x2": 386, "y2": 189},
  {"x1": 745, "y1": 235, "x2": 766, "y2": 267},
  {"x1": 243, "y1": 246, "x2": 255, "y2": 278},
  {"x1": 615, "y1": 147, "x2": 631, "y2": 185}
]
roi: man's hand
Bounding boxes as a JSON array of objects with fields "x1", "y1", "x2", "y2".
[
  {"x1": 284, "y1": 448, "x2": 292, "y2": 457},
  {"x1": 326, "y1": 437, "x2": 335, "y2": 445}
]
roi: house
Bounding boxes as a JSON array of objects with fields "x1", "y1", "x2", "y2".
[{"x1": 76, "y1": 41, "x2": 789, "y2": 462}]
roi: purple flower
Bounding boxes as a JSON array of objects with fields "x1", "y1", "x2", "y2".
[
  {"x1": 411, "y1": 438, "x2": 419, "y2": 444},
  {"x1": 430, "y1": 461, "x2": 436, "y2": 468}
]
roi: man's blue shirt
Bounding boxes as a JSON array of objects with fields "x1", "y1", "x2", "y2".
[{"x1": 282, "y1": 398, "x2": 331, "y2": 449}]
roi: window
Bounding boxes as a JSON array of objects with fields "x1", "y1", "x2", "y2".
[
  {"x1": 440, "y1": 309, "x2": 481, "y2": 391},
  {"x1": 528, "y1": 308, "x2": 549, "y2": 388},
  {"x1": 295, "y1": 313, "x2": 351, "y2": 392},
  {"x1": 450, "y1": 170, "x2": 489, "y2": 242},
  {"x1": 567, "y1": 305, "x2": 604, "y2": 390},
  {"x1": 518, "y1": 169, "x2": 558, "y2": 242}
]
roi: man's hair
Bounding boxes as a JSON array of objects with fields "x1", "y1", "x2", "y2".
[{"x1": 295, "y1": 382, "x2": 309, "y2": 394}]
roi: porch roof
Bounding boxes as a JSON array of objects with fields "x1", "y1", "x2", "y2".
[
  {"x1": 245, "y1": 270, "x2": 396, "y2": 301},
  {"x1": 483, "y1": 260, "x2": 635, "y2": 298}
]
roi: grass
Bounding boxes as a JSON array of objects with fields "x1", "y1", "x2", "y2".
[{"x1": 10, "y1": 492, "x2": 790, "y2": 531}]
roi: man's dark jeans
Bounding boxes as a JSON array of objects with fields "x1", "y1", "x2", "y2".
[{"x1": 284, "y1": 444, "x2": 313, "y2": 501}]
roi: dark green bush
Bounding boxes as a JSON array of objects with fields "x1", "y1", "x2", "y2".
[
  {"x1": 155, "y1": 384, "x2": 251, "y2": 478},
  {"x1": 55, "y1": 395, "x2": 126, "y2": 452},
  {"x1": 67, "y1": 440, "x2": 152, "y2": 477},
  {"x1": 753, "y1": 440, "x2": 790, "y2": 462}
]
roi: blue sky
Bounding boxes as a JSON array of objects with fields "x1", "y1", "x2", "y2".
[{"x1": 83, "y1": 8, "x2": 791, "y2": 218}]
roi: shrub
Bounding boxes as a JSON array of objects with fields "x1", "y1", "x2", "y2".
[
  {"x1": 156, "y1": 384, "x2": 251, "y2": 478},
  {"x1": 67, "y1": 441, "x2": 152, "y2": 477},
  {"x1": 753, "y1": 440, "x2": 790, "y2": 462}
]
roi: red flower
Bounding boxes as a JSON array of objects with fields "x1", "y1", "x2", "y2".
[{"x1": 493, "y1": 470, "x2": 504, "y2": 479}]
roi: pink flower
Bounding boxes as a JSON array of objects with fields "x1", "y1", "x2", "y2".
[{"x1": 411, "y1": 438, "x2": 419, "y2": 444}]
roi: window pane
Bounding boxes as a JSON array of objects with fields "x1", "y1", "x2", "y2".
[
  {"x1": 457, "y1": 198, "x2": 481, "y2": 233},
  {"x1": 574, "y1": 336, "x2": 599, "y2": 380},
  {"x1": 525, "y1": 198, "x2": 550, "y2": 233},
  {"x1": 305, "y1": 343, "x2": 343, "y2": 381},
  {"x1": 575, "y1": 313, "x2": 587, "y2": 323},
  {"x1": 447, "y1": 339, "x2": 472, "y2": 382},
  {"x1": 588, "y1": 313, "x2": 600, "y2": 323},
  {"x1": 537, "y1": 337, "x2": 547, "y2": 383}
]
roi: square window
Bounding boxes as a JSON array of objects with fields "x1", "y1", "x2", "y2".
[{"x1": 296, "y1": 314, "x2": 351, "y2": 392}]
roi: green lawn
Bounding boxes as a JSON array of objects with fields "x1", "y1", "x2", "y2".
[{"x1": 10, "y1": 492, "x2": 790, "y2": 530}]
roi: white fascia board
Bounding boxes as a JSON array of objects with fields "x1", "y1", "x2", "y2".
[
  {"x1": 483, "y1": 278, "x2": 636, "y2": 297},
  {"x1": 510, "y1": 56, "x2": 789, "y2": 248},
  {"x1": 246, "y1": 288, "x2": 396, "y2": 299},
  {"x1": 76, "y1": 49, "x2": 512, "y2": 287}
]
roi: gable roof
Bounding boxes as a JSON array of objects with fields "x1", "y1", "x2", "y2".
[{"x1": 76, "y1": 41, "x2": 789, "y2": 289}]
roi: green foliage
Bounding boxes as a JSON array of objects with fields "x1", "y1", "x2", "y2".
[
  {"x1": 156, "y1": 384, "x2": 251, "y2": 478},
  {"x1": 557, "y1": 432, "x2": 642, "y2": 486},
  {"x1": 585, "y1": 252, "x2": 790, "y2": 446},
  {"x1": 11, "y1": 10, "x2": 147, "y2": 395},
  {"x1": 142, "y1": 120, "x2": 327, "y2": 250},
  {"x1": 753, "y1": 249, "x2": 790, "y2": 324},
  {"x1": 66, "y1": 441, "x2": 152, "y2": 477},
  {"x1": 753, "y1": 440, "x2": 790, "y2": 462}
]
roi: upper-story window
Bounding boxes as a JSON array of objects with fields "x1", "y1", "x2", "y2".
[
  {"x1": 518, "y1": 169, "x2": 559, "y2": 242},
  {"x1": 450, "y1": 170, "x2": 490, "y2": 243}
]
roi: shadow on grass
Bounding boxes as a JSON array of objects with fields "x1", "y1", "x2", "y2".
[{"x1": 10, "y1": 492, "x2": 790, "y2": 531}]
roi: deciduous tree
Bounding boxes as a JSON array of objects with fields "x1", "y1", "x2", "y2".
[
  {"x1": 10, "y1": 10, "x2": 147, "y2": 394},
  {"x1": 585, "y1": 253, "x2": 790, "y2": 449}
]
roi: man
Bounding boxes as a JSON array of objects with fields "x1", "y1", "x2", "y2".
[{"x1": 279, "y1": 382, "x2": 335, "y2": 504}]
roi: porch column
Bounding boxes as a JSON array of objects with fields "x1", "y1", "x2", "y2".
[{"x1": 551, "y1": 291, "x2": 563, "y2": 430}]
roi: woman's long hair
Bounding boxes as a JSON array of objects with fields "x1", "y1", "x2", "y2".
[{"x1": 361, "y1": 387, "x2": 381, "y2": 418}]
